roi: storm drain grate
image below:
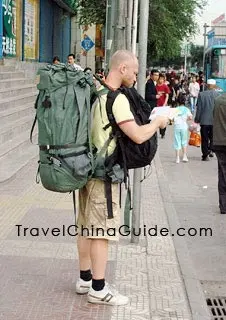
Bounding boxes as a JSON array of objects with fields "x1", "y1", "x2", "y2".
[{"x1": 206, "y1": 297, "x2": 226, "y2": 319}]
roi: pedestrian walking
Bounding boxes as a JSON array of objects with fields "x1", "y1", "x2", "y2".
[
  {"x1": 195, "y1": 79, "x2": 220, "y2": 161},
  {"x1": 173, "y1": 93, "x2": 192, "y2": 163},
  {"x1": 76, "y1": 50, "x2": 168, "y2": 305},
  {"x1": 188, "y1": 76, "x2": 200, "y2": 113},
  {"x1": 213, "y1": 93, "x2": 226, "y2": 214}
]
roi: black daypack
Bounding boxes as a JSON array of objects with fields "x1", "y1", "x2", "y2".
[
  {"x1": 104, "y1": 86, "x2": 158, "y2": 177},
  {"x1": 102, "y1": 86, "x2": 158, "y2": 219}
]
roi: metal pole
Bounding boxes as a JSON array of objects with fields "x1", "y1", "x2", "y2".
[
  {"x1": 202, "y1": 23, "x2": 209, "y2": 91},
  {"x1": 131, "y1": 0, "x2": 149, "y2": 243},
  {"x1": 113, "y1": 0, "x2": 126, "y2": 51},
  {"x1": 104, "y1": 0, "x2": 112, "y2": 70},
  {"x1": 109, "y1": 0, "x2": 116, "y2": 60},
  {"x1": 126, "y1": 0, "x2": 133, "y2": 50},
  {"x1": 131, "y1": 0, "x2": 138, "y2": 54},
  {"x1": 203, "y1": 23, "x2": 208, "y2": 75},
  {"x1": 184, "y1": 44, "x2": 187, "y2": 74}
]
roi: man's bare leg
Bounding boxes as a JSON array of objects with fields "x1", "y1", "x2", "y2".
[
  {"x1": 90, "y1": 239, "x2": 108, "y2": 280},
  {"x1": 77, "y1": 236, "x2": 91, "y2": 270}
]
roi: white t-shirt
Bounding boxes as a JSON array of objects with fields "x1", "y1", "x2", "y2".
[
  {"x1": 174, "y1": 106, "x2": 192, "y2": 130},
  {"x1": 73, "y1": 63, "x2": 83, "y2": 71},
  {"x1": 189, "y1": 82, "x2": 200, "y2": 97}
]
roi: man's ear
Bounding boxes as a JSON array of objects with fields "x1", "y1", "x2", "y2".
[{"x1": 119, "y1": 63, "x2": 126, "y2": 74}]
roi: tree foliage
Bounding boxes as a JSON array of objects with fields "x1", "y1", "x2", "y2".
[
  {"x1": 189, "y1": 43, "x2": 204, "y2": 68},
  {"x1": 75, "y1": 0, "x2": 206, "y2": 63},
  {"x1": 72, "y1": 0, "x2": 106, "y2": 25},
  {"x1": 147, "y1": 0, "x2": 206, "y2": 63}
]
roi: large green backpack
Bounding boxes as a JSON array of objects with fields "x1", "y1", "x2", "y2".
[{"x1": 31, "y1": 63, "x2": 95, "y2": 193}]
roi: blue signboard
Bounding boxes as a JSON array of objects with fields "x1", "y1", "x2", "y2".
[
  {"x1": 81, "y1": 35, "x2": 95, "y2": 52},
  {"x1": 207, "y1": 30, "x2": 215, "y2": 39},
  {"x1": 208, "y1": 37, "x2": 226, "y2": 48}
]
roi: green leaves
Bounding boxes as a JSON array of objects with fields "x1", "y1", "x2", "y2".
[
  {"x1": 76, "y1": 0, "x2": 206, "y2": 61},
  {"x1": 77, "y1": 0, "x2": 106, "y2": 25},
  {"x1": 148, "y1": 0, "x2": 205, "y2": 62}
]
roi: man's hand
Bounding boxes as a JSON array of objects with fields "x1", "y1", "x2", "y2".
[{"x1": 156, "y1": 116, "x2": 169, "y2": 129}]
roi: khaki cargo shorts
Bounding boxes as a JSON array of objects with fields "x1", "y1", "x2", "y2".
[{"x1": 77, "y1": 179, "x2": 120, "y2": 241}]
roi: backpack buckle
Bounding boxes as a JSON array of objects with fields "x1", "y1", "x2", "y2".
[
  {"x1": 87, "y1": 152, "x2": 93, "y2": 159},
  {"x1": 50, "y1": 157, "x2": 61, "y2": 167}
]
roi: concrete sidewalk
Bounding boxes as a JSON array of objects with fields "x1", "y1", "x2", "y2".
[{"x1": 0, "y1": 145, "x2": 208, "y2": 319}]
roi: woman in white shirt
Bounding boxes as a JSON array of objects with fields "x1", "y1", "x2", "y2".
[{"x1": 188, "y1": 76, "x2": 200, "y2": 114}]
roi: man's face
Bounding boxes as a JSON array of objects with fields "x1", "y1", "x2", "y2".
[
  {"x1": 151, "y1": 72, "x2": 159, "y2": 82},
  {"x1": 121, "y1": 58, "x2": 139, "y2": 88},
  {"x1": 68, "y1": 56, "x2": 75, "y2": 65}
]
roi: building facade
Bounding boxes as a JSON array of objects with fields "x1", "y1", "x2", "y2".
[
  {"x1": 0, "y1": 1, "x2": 105, "y2": 71},
  {"x1": 0, "y1": 0, "x2": 76, "y2": 63}
]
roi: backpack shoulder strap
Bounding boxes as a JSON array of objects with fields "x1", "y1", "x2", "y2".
[
  {"x1": 106, "y1": 89, "x2": 128, "y2": 181},
  {"x1": 101, "y1": 90, "x2": 121, "y2": 220},
  {"x1": 105, "y1": 90, "x2": 121, "y2": 132}
]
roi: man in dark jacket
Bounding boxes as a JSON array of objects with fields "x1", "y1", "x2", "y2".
[
  {"x1": 213, "y1": 93, "x2": 226, "y2": 214},
  {"x1": 145, "y1": 69, "x2": 160, "y2": 110},
  {"x1": 145, "y1": 69, "x2": 167, "y2": 137},
  {"x1": 195, "y1": 79, "x2": 220, "y2": 161}
]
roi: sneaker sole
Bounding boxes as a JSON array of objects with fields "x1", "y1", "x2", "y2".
[
  {"x1": 75, "y1": 287, "x2": 90, "y2": 295},
  {"x1": 76, "y1": 290, "x2": 89, "y2": 295},
  {"x1": 88, "y1": 296, "x2": 129, "y2": 306}
]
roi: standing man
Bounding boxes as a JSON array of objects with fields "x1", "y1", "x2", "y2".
[
  {"x1": 213, "y1": 93, "x2": 226, "y2": 214},
  {"x1": 189, "y1": 76, "x2": 200, "y2": 113},
  {"x1": 145, "y1": 69, "x2": 160, "y2": 111},
  {"x1": 67, "y1": 53, "x2": 83, "y2": 71},
  {"x1": 195, "y1": 79, "x2": 219, "y2": 161},
  {"x1": 76, "y1": 50, "x2": 168, "y2": 305}
]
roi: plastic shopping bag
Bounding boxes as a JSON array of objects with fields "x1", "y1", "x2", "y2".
[{"x1": 189, "y1": 132, "x2": 201, "y2": 147}]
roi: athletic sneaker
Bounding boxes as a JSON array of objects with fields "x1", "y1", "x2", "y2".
[
  {"x1": 75, "y1": 278, "x2": 92, "y2": 294},
  {"x1": 182, "y1": 154, "x2": 188, "y2": 162},
  {"x1": 176, "y1": 156, "x2": 180, "y2": 164},
  {"x1": 88, "y1": 284, "x2": 129, "y2": 306}
]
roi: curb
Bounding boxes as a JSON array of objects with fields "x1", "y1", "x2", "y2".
[{"x1": 154, "y1": 151, "x2": 211, "y2": 320}]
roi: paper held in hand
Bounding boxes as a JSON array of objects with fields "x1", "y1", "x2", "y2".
[{"x1": 149, "y1": 106, "x2": 180, "y2": 120}]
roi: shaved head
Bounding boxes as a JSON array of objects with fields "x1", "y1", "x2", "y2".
[
  {"x1": 106, "y1": 50, "x2": 139, "y2": 88},
  {"x1": 110, "y1": 50, "x2": 138, "y2": 69}
]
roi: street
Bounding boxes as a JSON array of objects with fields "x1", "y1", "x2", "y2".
[
  {"x1": 0, "y1": 125, "x2": 224, "y2": 320},
  {"x1": 159, "y1": 126, "x2": 226, "y2": 282}
]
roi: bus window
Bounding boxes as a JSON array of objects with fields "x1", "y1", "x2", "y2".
[
  {"x1": 205, "y1": 52, "x2": 211, "y2": 79},
  {"x1": 211, "y1": 48, "x2": 226, "y2": 78},
  {"x1": 211, "y1": 51, "x2": 219, "y2": 77}
]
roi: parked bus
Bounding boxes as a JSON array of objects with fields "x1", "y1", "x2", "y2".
[{"x1": 204, "y1": 45, "x2": 226, "y2": 92}]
